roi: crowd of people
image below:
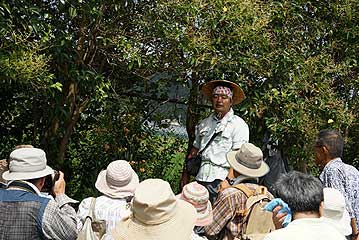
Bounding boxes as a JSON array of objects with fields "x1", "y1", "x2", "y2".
[{"x1": 1, "y1": 80, "x2": 359, "y2": 240}]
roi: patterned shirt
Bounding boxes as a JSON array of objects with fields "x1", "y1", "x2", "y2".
[
  {"x1": 204, "y1": 183, "x2": 271, "y2": 239},
  {"x1": 194, "y1": 108, "x2": 249, "y2": 182},
  {"x1": 77, "y1": 195, "x2": 131, "y2": 240},
  {"x1": 7, "y1": 181, "x2": 78, "y2": 240},
  {"x1": 320, "y1": 158, "x2": 359, "y2": 230}
]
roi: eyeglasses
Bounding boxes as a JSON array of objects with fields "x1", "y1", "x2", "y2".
[{"x1": 212, "y1": 94, "x2": 230, "y2": 100}]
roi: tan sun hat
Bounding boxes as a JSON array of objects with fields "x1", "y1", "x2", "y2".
[
  {"x1": 227, "y1": 143, "x2": 269, "y2": 178},
  {"x1": 2, "y1": 148, "x2": 54, "y2": 181},
  {"x1": 95, "y1": 160, "x2": 139, "y2": 198},
  {"x1": 112, "y1": 178, "x2": 197, "y2": 240},
  {"x1": 201, "y1": 80, "x2": 245, "y2": 105}
]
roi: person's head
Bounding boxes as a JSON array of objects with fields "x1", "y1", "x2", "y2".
[
  {"x1": 2, "y1": 148, "x2": 54, "y2": 191},
  {"x1": 178, "y1": 181, "x2": 213, "y2": 226},
  {"x1": 201, "y1": 80, "x2": 245, "y2": 118},
  {"x1": 95, "y1": 160, "x2": 139, "y2": 199},
  {"x1": 315, "y1": 129, "x2": 344, "y2": 169},
  {"x1": 227, "y1": 143, "x2": 269, "y2": 178},
  {"x1": 112, "y1": 179, "x2": 196, "y2": 240},
  {"x1": 274, "y1": 171, "x2": 323, "y2": 217}
]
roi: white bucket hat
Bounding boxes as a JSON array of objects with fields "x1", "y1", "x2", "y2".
[
  {"x1": 227, "y1": 143, "x2": 269, "y2": 178},
  {"x1": 112, "y1": 179, "x2": 197, "y2": 240},
  {"x1": 322, "y1": 187, "x2": 352, "y2": 236},
  {"x1": 95, "y1": 160, "x2": 139, "y2": 198},
  {"x1": 177, "y1": 181, "x2": 213, "y2": 226},
  {"x1": 2, "y1": 148, "x2": 54, "y2": 181}
]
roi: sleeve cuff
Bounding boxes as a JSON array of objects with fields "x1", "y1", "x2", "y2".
[{"x1": 55, "y1": 194, "x2": 79, "y2": 207}]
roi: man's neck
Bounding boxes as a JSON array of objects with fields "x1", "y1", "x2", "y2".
[
  {"x1": 215, "y1": 110, "x2": 230, "y2": 119},
  {"x1": 293, "y1": 211, "x2": 320, "y2": 220}
]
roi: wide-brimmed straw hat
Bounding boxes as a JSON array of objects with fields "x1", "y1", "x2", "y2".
[
  {"x1": 227, "y1": 143, "x2": 269, "y2": 178},
  {"x1": 201, "y1": 80, "x2": 245, "y2": 105},
  {"x1": 112, "y1": 179, "x2": 197, "y2": 240},
  {"x1": 95, "y1": 160, "x2": 139, "y2": 198},
  {"x1": 2, "y1": 148, "x2": 54, "y2": 181},
  {"x1": 322, "y1": 188, "x2": 352, "y2": 236},
  {"x1": 177, "y1": 181, "x2": 213, "y2": 226}
]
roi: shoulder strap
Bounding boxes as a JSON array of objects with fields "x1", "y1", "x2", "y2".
[
  {"x1": 89, "y1": 197, "x2": 97, "y2": 220},
  {"x1": 198, "y1": 131, "x2": 221, "y2": 154},
  {"x1": 232, "y1": 183, "x2": 255, "y2": 198}
]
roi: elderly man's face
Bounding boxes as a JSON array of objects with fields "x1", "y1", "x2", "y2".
[{"x1": 212, "y1": 93, "x2": 232, "y2": 116}]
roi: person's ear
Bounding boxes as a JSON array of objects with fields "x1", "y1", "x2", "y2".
[
  {"x1": 38, "y1": 177, "x2": 46, "y2": 191},
  {"x1": 319, "y1": 201, "x2": 324, "y2": 217}
]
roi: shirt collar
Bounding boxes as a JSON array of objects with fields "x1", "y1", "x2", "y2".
[
  {"x1": 324, "y1": 157, "x2": 342, "y2": 169},
  {"x1": 7, "y1": 180, "x2": 41, "y2": 195},
  {"x1": 212, "y1": 108, "x2": 235, "y2": 122}
]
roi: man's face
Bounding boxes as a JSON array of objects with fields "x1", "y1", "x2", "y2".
[
  {"x1": 212, "y1": 93, "x2": 232, "y2": 116},
  {"x1": 314, "y1": 142, "x2": 326, "y2": 170}
]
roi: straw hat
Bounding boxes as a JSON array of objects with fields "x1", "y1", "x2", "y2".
[
  {"x1": 95, "y1": 160, "x2": 139, "y2": 198},
  {"x1": 201, "y1": 80, "x2": 245, "y2": 105},
  {"x1": 112, "y1": 179, "x2": 197, "y2": 240},
  {"x1": 2, "y1": 148, "x2": 54, "y2": 181},
  {"x1": 227, "y1": 143, "x2": 269, "y2": 178},
  {"x1": 178, "y1": 181, "x2": 213, "y2": 226},
  {"x1": 322, "y1": 188, "x2": 352, "y2": 236}
]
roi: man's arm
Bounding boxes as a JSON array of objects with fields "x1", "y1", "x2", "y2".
[{"x1": 42, "y1": 172, "x2": 78, "y2": 240}]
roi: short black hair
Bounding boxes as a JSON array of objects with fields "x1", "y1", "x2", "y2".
[
  {"x1": 316, "y1": 129, "x2": 343, "y2": 158},
  {"x1": 274, "y1": 171, "x2": 323, "y2": 214}
]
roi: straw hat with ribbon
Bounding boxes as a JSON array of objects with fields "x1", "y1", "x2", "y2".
[{"x1": 201, "y1": 80, "x2": 245, "y2": 105}]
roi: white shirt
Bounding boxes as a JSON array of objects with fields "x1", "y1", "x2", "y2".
[
  {"x1": 191, "y1": 231, "x2": 208, "y2": 240},
  {"x1": 263, "y1": 218, "x2": 346, "y2": 240},
  {"x1": 194, "y1": 108, "x2": 249, "y2": 182},
  {"x1": 77, "y1": 195, "x2": 131, "y2": 240}
]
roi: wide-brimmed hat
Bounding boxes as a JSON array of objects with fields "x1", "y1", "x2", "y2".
[
  {"x1": 112, "y1": 179, "x2": 196, "y2": 240},
  {"x1": 2, "y1": 148, "x2": 54, "y2": 181},
  {"x1": 322, "y1": 188, "x2": 352, "y2": 236},
  {"x1": 177, "y1": 181, "x2": 213, "y2": 226},
  {"x1": 201, "y1": 80, "x2": 245, "y2": 105},
  {"x1": 227, "y1": 143, "x2": 269, "y2": 178},
  {"x1": 95, "y1": 160, "x2": 139, "y2": 198}
]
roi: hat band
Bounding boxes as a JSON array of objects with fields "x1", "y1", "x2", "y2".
[{"x1": 236, "y1": 157, "x2": 261, "y2": 169}]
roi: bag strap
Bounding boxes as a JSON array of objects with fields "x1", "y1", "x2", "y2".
[
  {"x1": 198, "y1": 131, "x2": 222, "y2": 155},
  {"x1": 88, "y1": 197, "x2": 97, "y2": 220}
]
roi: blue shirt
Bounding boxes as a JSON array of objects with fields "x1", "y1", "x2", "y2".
[{"x1": 320, "y1": 158, "x2": 359, "y2": 230}]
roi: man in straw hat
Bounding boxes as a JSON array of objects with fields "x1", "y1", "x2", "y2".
[
  {"x1": 205, "y1": 143, "x2": 273, "y2": 240},
  {"x1": 77, "y1": 160, "x2": 139, "y2": 240},
  {"x1": 0, "y1": 147, "x2": 78, "y2": 240},
  {"x1": 112, "y1": 178, "x2": 197, "y2": 240},
  {"x1": 182, "y1": 80, "x2": 249, "y2": 204}
]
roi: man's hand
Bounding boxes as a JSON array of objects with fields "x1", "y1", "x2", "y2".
[
  {"x1": 53, "y1": 171, "x2": 66, "y2": 196},
  {"x1": 272, "y1": 205, "x2": 287, "y2": 230}
]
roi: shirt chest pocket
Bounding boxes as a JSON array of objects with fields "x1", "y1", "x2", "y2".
[{"x1": 213, "y1": 130, "x2": 233, "y2": 150}]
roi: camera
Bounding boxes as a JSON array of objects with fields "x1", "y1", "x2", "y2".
[{"x1": 42, "y1": 170, "x2": 60, "y2": 197}]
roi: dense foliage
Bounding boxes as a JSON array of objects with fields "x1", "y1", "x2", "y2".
[{"x1": 1, "y1": 0, "x2": 359, "y2": 198}]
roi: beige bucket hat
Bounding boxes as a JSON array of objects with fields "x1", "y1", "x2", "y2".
[
  {"x1": 227, "y1": 143, "x2": 269, "y2": 178},
  {"x1": 112, "y1": 179, "x2": 197, "y2": 240},
  {"x1": 2, "y1": 148, "x2": 54, "y2": 181},
  {"x1": 95, "y1": 160, "x2": 139, "y2": 198},
  {"x1": 201, "y1": 80, "x2": 245, "y2": 105}
]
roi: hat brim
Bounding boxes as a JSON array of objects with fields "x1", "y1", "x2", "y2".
[
  {"x1": 201, "y1": 80, "x2": 245, "y2": 105},
  {"x1": 112, "y1": 199, "x2": 196, "y2": 240},
  {"x1": 227, "y1": 151, "x2": 269, "y2": 178},
  {"x1": 95, "y1": 169, "x2": 139, "y2": 198},
  {"x1": 2, "y1": 166, "x2": 54, "y2": 181}
]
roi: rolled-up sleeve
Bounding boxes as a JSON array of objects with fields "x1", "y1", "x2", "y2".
[{"x1": 42, "y1": 194, "x2": 79, "y2": 240}]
